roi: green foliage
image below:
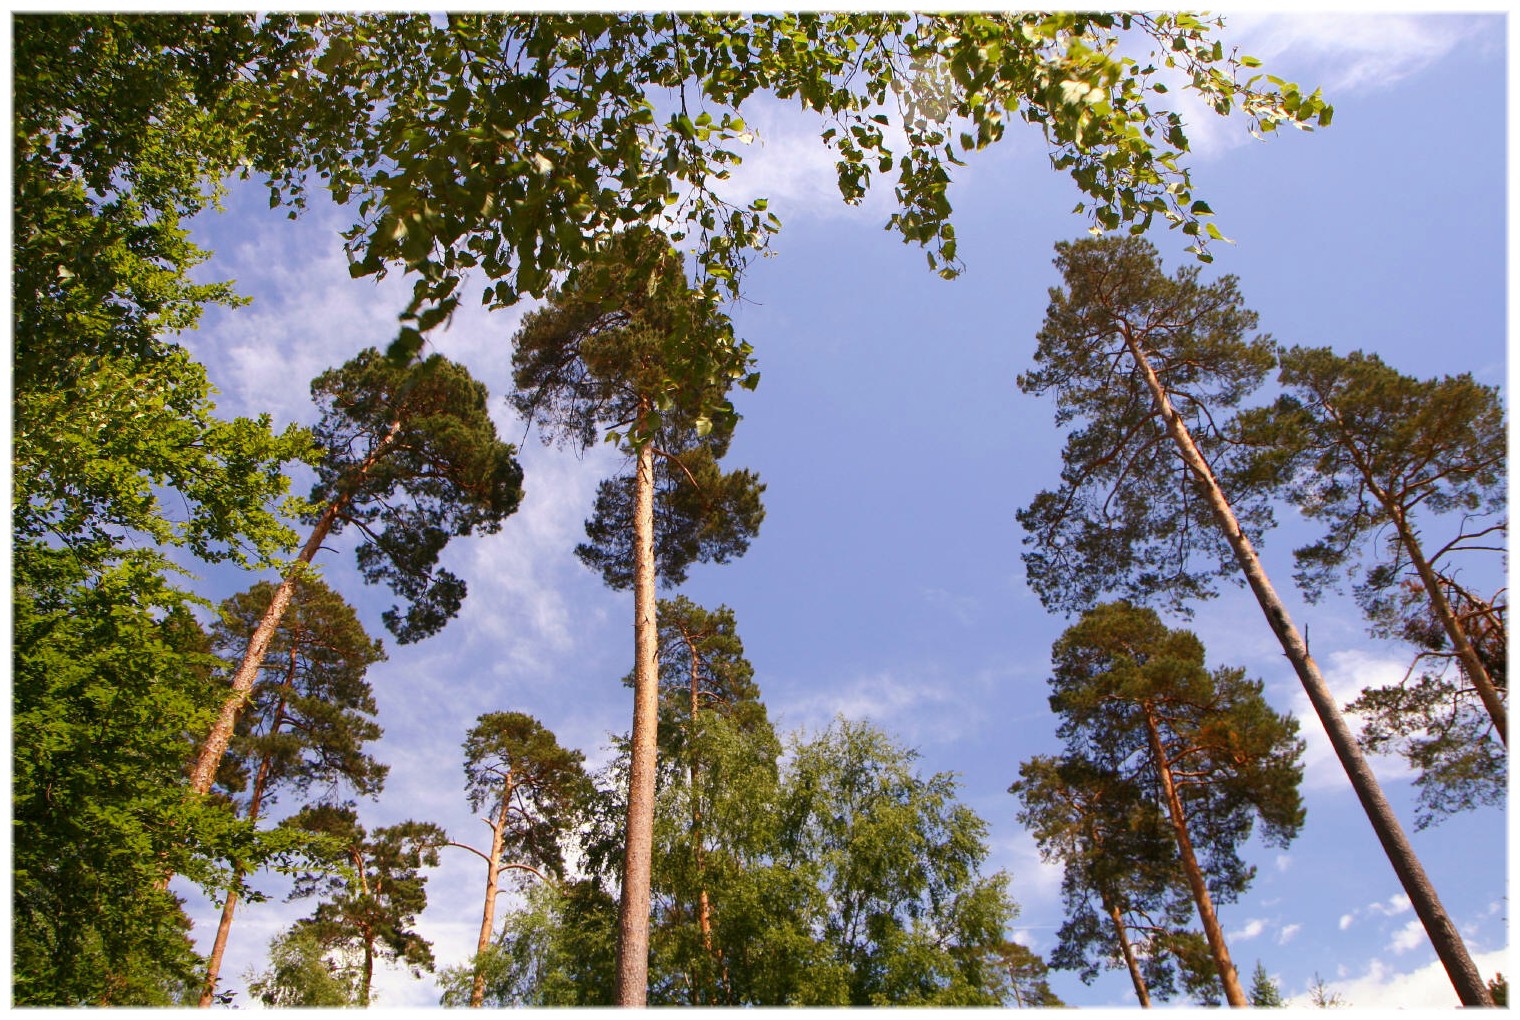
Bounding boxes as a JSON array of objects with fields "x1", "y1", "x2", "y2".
[
  {"x1": 577, "y1": 429, "x2": 767, "y2": 590},
  {"x1": 304, "y1": 12, "x2": 1328, "y2": 351},
  {"x1": 509, "y1": 226, "x2": 757, "y2": 448},
  {"x1": 1232, "y1": 346, "x2": 1507, "y2": 826},
  {"x1": 461, "y1": 711, "x2": 593, "y2": 879},
  {"x1": 1048, "y1": 602, "x2": 1306, "y2": 860},
  {"x1": 282, "y1": 805, "x2": 447, "y2": 1003},
  {"x1": 12, "y1": 552, "x2": 305, "y2": 1005},
  {"x1": 1489, "y1": 973, "x2": 1508, "y2": 1007},
  {"x1": 1012, "y1": 754, "x2": 1212, "y2": 1003},
  {"x1": 247, "y1": 922, "x2": 364, "y2": 1007},
  {"x1": 439, "y1": 880, "x2": 620, "y2": 1007},
  {"x1": 211, "y1": 575, "x2": 389, "y2": 810},
  {"x1": 475, "y1": 715, "x2": 1032, "y2": 1006},
  {"x1": 1235, "y1": 346, "x2": 1505, "y2": 606},
  {"x1": 1250, "y1": 960, "x2": 1285, "y2": 1006},
  {"x1": 1017, "y1": 236, "x2": 1277, "y2": 617},
  {"x1": 308, "y1": 347, "x2": 524, "y2": 642}
]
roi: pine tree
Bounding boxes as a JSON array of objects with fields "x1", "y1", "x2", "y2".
[
  {"x1": 1017, "y1": 236, "x2": 1493, "y2": 1006},
  {"x1": 508, "y1": 227, "x2": 761, "y2": 1004},
  {"x1": 1012, "y1": 754, "x2": 1212, "y2": 1005},
  {"x1": 281, "y1": 805, "x2": 446, "y2": 1005},
  {"x1": 453, "y1": 712, "x2": 591, "y2": 1007},
  {"x1": 197, "y1": 575, "x2": 389, "y2": 1005},
  {"x1": 1041, "y1": 602, "x2": 1305, "y2": 1006},
  {"x1": 1249, "y1": 960, "x2": 1285, "y2": 1007},
  {"x1": 188, "y1": 348, "x2": 523, "y2": 797},
  {"x1": 1233, "y1": 346, "x2": 1506, "y2": 820}
]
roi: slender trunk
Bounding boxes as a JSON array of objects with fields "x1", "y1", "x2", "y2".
[
  {"x1": 1141, "y1": 708, "x2": 1245, "y2": 1006},
  {"x1": 1121, "y1": 329, "x2": 1493, "y2": 1006},
  {"x1": 470, "y1": 772, "x2": 514, "y2": 1008},
  {"x1": 1391, "y1": 508, "x2": 1506, "y2": 744},
  {"x1": 1317, "y1": 399, "x2": 1507, "y2": 744},
  {"x1": 188, "y1": 418, "x2": 402, "y2": 797},
  {"x1": 615, "y1": 434, "x2": 659, "y2": 1007},
  {"x1": 361, "y1": 934, "x2": 375, "y2": 1007},
  {"x1": 1102, "y1": 894, "x2": 1150, "y2": 1008},
  {"x1": 198, "y1": 650, "x2": 297, "y2": 1006},
  {"x1": 684, "y1": 631, "x2": 722, "y2": 1004}
]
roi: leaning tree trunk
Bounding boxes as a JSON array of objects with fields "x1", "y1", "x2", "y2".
[
  {"x1": 198, "y1": 655, "x2": 296, "y2": 1006},
  {"x1": 188, "y1": 419, "x2": 402, "y2": 797},
  {"x1": 1121, "y1": 328, "x2": 1493, "y2": 1007},
  {"x1": 1141, "y1": 709, "x2": 1245, "y2": 1006},
  {"x1": 615, "y1": 432, "x2": 660, "y2": 1007},
  {"x1": 1316, "y1": 398, "x2": 1507, "y2": 744},
  {"x1": 470, "y1": 772, "x2": 514, "y2": 1008},
  {"x1": 1389, "y1": 505, "x2": 1506, "y2": 745},
  {"x1": 1102, "y1": 894, "x2": 1151, "y2": 1008}
]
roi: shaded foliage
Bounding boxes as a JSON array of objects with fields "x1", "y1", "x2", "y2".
[{"x1": 309, "y1": 347, "x2": 524, "y2": 643}]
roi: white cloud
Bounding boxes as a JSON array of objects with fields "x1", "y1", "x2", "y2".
[
  {"x1": 1371, "y1": 893, "x2": 1413, "y2": 917},
  {"x1": 1287, "y1": 948, "x2": 1510, "y2": 1009},
  {"x1": 1291, "y1": 648, "x2": 1417, "y2": 791},
  {"x1": 1115, "y1": 14, "x2": 1488, "y2": 162},
  {"x1": 1389, "y1": 918, "x2": 1427, "y2": 954},
  {"x1": 1229, "y1": 917, "x2": 1268, "y2": 942},
  {"x1": 1339, "y1": 913, "x2": 1355, "y2": 931},
  {"x1": 1225, "y1": 13, "x2": 1488, "y2": 95},
  {"x1": 1274, "y1": 853, "x2": 1293, "y2": 873},
  {"x1": 1277, "y1": 923, "x2": 1301, "y2": 945}
]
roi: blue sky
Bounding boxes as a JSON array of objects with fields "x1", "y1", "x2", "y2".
[{"x1": 172, "y1": 12, "x2": 1509, "y2": 1009}]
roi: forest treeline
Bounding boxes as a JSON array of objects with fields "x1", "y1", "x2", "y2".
[{"x1": 11, "y1": 11, "x2": 1504, "y2": 1010}]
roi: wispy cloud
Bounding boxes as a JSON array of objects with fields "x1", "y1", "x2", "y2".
[
  {"x1": 1278, "y1": 923, "x2": 1302, "y2": 945},
  {"x1": 1134, "y1": 13, "x2": 1487, "y2": 162},
  {"x1": 1229, "y1": 917, "x2": 1268, "y2": 942},
  {"x1": 1225, "y1": 13, "x2": 1489, "y2": 95},
  {"x1": 1389, "y1": 918, "x2": 1427, "y2": 955}
]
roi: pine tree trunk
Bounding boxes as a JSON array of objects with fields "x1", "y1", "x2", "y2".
[
  {"x1": 1104, "y1": 895, "x2": 1150, "y2": 1007},
  {"x1": 1315, "y1": 397, "x2": 1506, "y2": 744},
  {"x1": 361, "y1": 934, "x2": 375, "y2": 1007},
  {"x1": 1390, "y1": 507, "x2": 1506, "y2": 744},
  {"x1": 189, "y1": 418, "x2": 403, "y2": 796},
  {"x1": 198, "y1": 659, "x2": 294, "y2": 1006},
  {"x1": 470, "y1": 774, "x2": 513, "y2": 1008},
  {"x1": 1141, "y1": 708, "x2": 1245, "y2": 1006},
  {"x1": 615, "y1": 435, "x2": 659, "y2": 1006},
  {"x1": 1120, "y1": 328, "x2": 1493, "y2": 1007}
]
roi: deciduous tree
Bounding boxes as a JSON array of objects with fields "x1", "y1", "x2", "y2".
[{"x1": 1017, "y1": 236, "x2": 1493, "y2": 1006}]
